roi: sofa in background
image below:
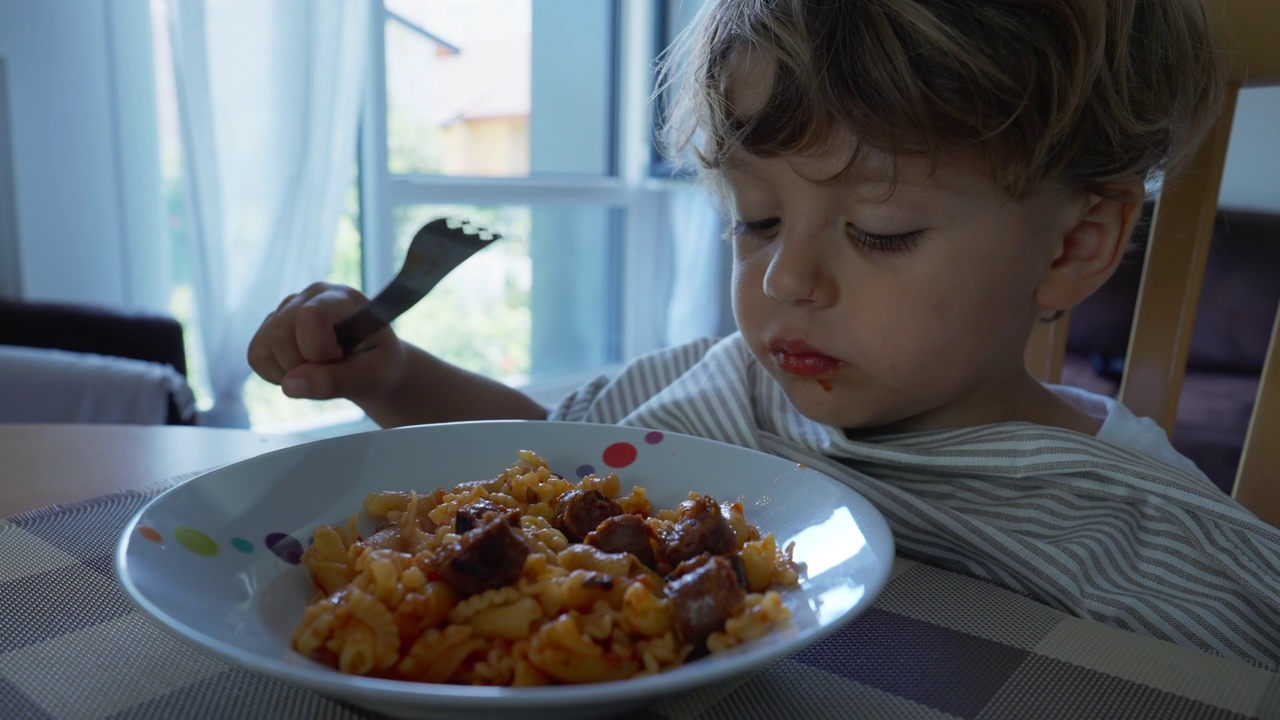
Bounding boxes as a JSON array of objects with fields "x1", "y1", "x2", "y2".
[
  {"x1": 1061, "y1": 205, "x2": 1280, "y2": 495},
  {"x1": 0, "y1": 298, "x2": 196, "y2": 425}
]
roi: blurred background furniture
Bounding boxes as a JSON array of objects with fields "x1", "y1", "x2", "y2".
[
  {"x1": 1026, "y1": 0, "x2": 1280, "y2": 527},
  {"x1": 0, "y1": 298, "x2": 197, "y2": 425},
  {"x1": 1055, "y1": 205, "x2": 1280, "y2": 497}
]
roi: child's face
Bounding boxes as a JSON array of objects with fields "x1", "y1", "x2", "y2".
[{"x1": 725, "y1": 141, "x2": 1083, "y2": 434}]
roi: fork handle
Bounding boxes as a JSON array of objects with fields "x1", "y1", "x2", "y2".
[
  {"x1": 334, "y1": 307, "x2": 386, "y2": 353},
  {"x1": 334, "y1": 282, "x2": 427, "y2": 353}
]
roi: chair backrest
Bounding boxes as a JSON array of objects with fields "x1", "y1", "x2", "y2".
[{"x1": 1026, "y1": 0, "x2": 1280, "y2": 527}]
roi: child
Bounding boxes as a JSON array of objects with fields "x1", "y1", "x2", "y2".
[{"x1": 249, "y1": 0, "x2": 1280, "y2": 669}]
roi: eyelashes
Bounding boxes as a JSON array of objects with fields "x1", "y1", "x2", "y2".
[
  {"x1": 730, "y1": 217, "x2": 922, "y2": 254},
  {"x1": 728, "y1": 218, "x2": 781, "y2": 239},
  {"x1": 848, "y1": 228, "x2": 923, "y2": 254}
]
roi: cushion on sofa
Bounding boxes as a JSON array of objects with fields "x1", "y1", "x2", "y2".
[
  {"x1": 0, "y1": 344, "x2": 196, "y2": 424},
  {"x1": 0, "y1": 298, "x2": 188, "y2": 376},
  {"x1": 0, "y1": 298, "x2": 195, "y2": 425}
]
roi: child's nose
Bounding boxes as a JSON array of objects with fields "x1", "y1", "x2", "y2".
[{"x1": 762, "y1": 230, "x2": 837, "y2": 307}]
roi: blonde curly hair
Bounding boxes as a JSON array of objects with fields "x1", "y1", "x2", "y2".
[{"x1": 657, "y1": 0, "x2": 1226, "y2": 200}]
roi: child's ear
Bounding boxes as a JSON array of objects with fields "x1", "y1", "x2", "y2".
[{"x1": 1034, "y1": 180, "x2": 1146, "y2": 315}]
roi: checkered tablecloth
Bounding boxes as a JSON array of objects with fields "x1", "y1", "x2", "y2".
[{"x1": 3, "y1": 478, "x2": 1278, "y2": 720}]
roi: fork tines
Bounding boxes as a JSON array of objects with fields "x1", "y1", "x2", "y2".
[{"x1": 440, "y1": 216, "x2": 501, "y2": 242}]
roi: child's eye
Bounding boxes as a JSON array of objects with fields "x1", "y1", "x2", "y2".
[
  {"x1": 848, "y1": 227, "x2": 922, "y2": 253},
  {"x1": 730, "y1": 217, "x2": 781, "y2": 239}
]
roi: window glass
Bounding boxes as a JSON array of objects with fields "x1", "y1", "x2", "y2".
[
  {"x1": 661, "y1": 0, "x2": 704, "y2": 50},
  {"x1": 390, "y1": 203, "x2": 620, "y2": 383},
  {"x1": 651, "y1": 0, "x2": 706, "y2": 177},
  {"x1": 384, "y1": 0, "x2": 615, "y2": 178}
]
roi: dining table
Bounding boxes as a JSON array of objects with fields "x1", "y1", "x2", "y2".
[{"x1": 2, "y1": 422, "x2": 1278, "y2": 720}]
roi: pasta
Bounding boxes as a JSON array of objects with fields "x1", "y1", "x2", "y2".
[{"x1": 292, "y1": 450, "x2": 800, "y2": 685}]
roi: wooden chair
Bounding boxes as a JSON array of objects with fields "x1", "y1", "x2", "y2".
[{"x1": 1025, "y1": 0, "x2": 1280, "y2": 527}]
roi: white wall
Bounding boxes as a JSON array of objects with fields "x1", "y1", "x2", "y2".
[
  {"x1": 0, "y1": 55, "x2": 19, "y2": 297},
  {"x1": 1220, "y1": 86, "x2": 1280, "y2": 213},
  {"x1": 0, "y1": 0, "x2": 166, "y2": 311}
]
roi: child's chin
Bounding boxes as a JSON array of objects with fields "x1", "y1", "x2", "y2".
[{"x1": 781, "y1": 383, "x2": 866, "y2": 428}]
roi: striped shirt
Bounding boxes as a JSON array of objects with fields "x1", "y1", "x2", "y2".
[{"x1": 550, "y1": 334, "x2": 1280, "y2": 670}]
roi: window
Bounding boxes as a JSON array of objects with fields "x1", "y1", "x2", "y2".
[
  {"x1": 361, "y1": 0, "x2": 629, "y2": 395},
  {"x1": 154, "y1": 0, "x2": 718, "y2": 433},
  {"x1": 650, "y1": 0, "x2": 706, "y2": 178}
]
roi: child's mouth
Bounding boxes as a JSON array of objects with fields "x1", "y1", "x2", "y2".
[
  {"x1": 773, "y1": 351, "x2": 842, "y2": 377},
  {"x1": 768, "y1": 338, "x2": 844, "y2": 378}
]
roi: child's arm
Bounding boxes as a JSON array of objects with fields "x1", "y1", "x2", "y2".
[
  {"x1": 247, "y1": 282, "x2": 548, "y2": 427},
  {"x1": 358, "y1": 344, "x2": 548, "y2": 427}
]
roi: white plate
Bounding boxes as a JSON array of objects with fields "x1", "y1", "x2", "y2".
[{"x1": 117, "y1": 420, "x2": 894, "y2": 720}]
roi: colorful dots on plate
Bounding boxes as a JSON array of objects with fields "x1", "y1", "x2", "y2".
[
  {"x1": 602, "y1": 442, "x2": 638, "y2": 469},
  {"x1": 137, "y1": 526, "x2": 163, "y2": 543},
  {"x1": 265, "y1": 532, "x2": 304, "y2": 565},
  {"x1": 139, "y1": 525, "x2": 302, "y2": 563},
  {"x1": 144, "y1": 432, "x2": 673, "y2": 559},
  {"x1": 579, "y1": 433, "x2": 664, "y2": 475},
  {"x1": 174, "y1": 526, "x2": 219, "y2": 557}
]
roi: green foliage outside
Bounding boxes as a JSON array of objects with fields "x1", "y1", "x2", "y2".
[{"x1": 392, "y1": 203, "x2": 532, "y2": 383}]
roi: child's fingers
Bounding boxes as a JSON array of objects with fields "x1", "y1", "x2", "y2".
[
  {"x1": 248, "y1": 283, "x2": 367, "y2": 386},
  {"x1": 266, "y1": 339, "x2": 304, "y2": 383},
  {"x1": 294, "y1": 304, "x2": 345, "y2": 364},
  {"x1": 280, "y1": 365, "x2": 328, "y2": 400},
  {"x1": 280, "y1": 349, "x2": 388, "y2": 401},
  {"x1": 248, "y1": 312, "x2": 295, "y2": 384}
]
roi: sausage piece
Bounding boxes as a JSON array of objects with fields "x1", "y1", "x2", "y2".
[
  {"x1": 585, "y1": 513, "x2": 658, "y2": 569},
  {"x1": 662, "y1": 495, "x2": 736, "y2": 565},
  {"x1": 664, "y1": 554, "x2": 745, "y2": 646},
  {"x1": 554, "y1": 488, "x2": 624, "y2": 542},
  {"x1": 455, "y1": 498, "x2": 512, "y2": 534},
  {"x1": 436, "y1": 515, "x2": 530, "y2": 596},
  {"x1": 670, "y1": 551, "x2": 747, "y2": 590}
]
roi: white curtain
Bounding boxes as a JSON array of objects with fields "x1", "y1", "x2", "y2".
[
  {"x1": 665, "y1": 183, "x2": 728, "y2": 345},
  {"x1": 167, "y1": 0, "x2": 368, "y2": 427}
]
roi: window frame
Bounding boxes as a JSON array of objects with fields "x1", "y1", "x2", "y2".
[{"x1": 357, "y1": 0, "x2": 690, "y2": 407}]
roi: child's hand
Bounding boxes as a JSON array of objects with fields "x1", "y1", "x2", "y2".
[{"x1": 247, "y1": 282, "x2": 406, "y2": 405}]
